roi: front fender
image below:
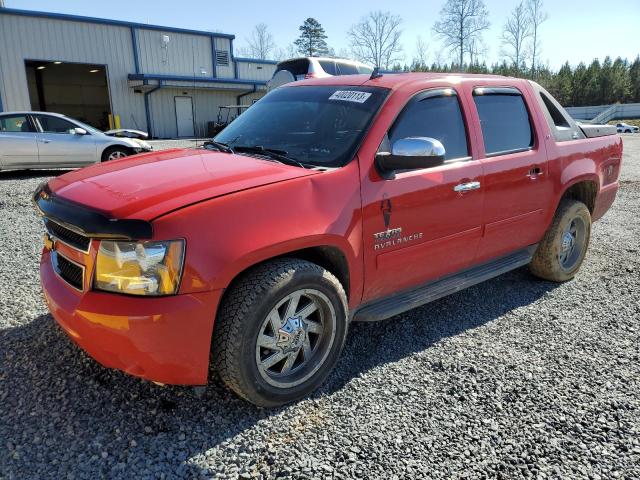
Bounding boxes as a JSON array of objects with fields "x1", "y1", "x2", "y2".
[{"x1": 152, "y1": 161, "x2": 364, "y2": 306}]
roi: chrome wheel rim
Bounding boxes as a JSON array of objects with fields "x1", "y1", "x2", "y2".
[
  {"x1": 255, "y1": 289, "x2": 336, "y2": 388},
  {"x1": 107, "y1": 150, "x2": 127, "y2": 160},
  {"x1": 558, "y1": 217, "x2": 586, "y2": 271}
]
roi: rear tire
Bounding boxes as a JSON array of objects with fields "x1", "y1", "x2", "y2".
[
  {"x1": 212, "y1": 258, "x2": 348, "y2": 407},
  {"x1": 101, "y1": 146, "x2": 131, "y2": 162},
  {"x1": 530, "y1": 199, "x2": 591, "y2": 282}
]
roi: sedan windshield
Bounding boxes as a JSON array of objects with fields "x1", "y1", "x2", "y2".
[{"x1": 215, "y1": 85, "x2": 388, "y2": 168}]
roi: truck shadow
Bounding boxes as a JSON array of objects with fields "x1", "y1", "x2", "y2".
[{"x1": 0, "y1": 266, "x2": 557, "y2": 476}]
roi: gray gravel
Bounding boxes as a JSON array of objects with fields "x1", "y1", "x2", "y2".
[{"x1": 1, "y1": 137, "x2": 639, "y2": 479}]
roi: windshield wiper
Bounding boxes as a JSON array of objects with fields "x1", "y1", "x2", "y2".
[
  {"x1": 204, "y1": 140, "x2": 234, "y2": 154},
  {"x1": 233, "y1": 145, "x2": 308, "y2": 169}
]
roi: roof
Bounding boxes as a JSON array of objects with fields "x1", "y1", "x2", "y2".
[
  {"x1": 278, "y1": 57, "x2": 372, "y2": 67},
  {"x1": 0, "y1": 7, "x2": 235, "y2": 39},
  {"x1": 289, "y1": 72, "x2": 516, "y2": 90},
  {"x1": 0, "y1": 111, "x2": 69, "y2": 117}
]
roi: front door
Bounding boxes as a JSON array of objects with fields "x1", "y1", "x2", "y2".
[
  {"x1": 360, "y1": 89, "x2": 485, "y2": 302},
  {"x1": 0, "y1": 114, "x2": 39, "y2": 168},
  {"x1": 469, "y1": 86, "x2": 552, "y2": 263},
  {"x1": 175, "y1": 97, "x2": 195, "y2": 137},
  {"x1": 33, "y1": 114, "x2": 97, "y2": 166}
]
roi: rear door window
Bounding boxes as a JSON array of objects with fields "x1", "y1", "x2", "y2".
[
  {"x1": 0, "y1": 115, "x2": 34, "y2": 133},
  {"x1": 336, "y1": 62, "x2": 359, "y2": 75},
  {"x1": 388, "y1": 90, "x2": 469, "y2": 161},
  {"x1": 318, "y1": 60, "x2": 337, "y2": 75},
  {"x1": 473, "y1": 89, "x2": 533, "y2": 156}
]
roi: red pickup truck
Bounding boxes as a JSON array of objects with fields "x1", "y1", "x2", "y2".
[{"x1": 34, "y1": 73, "x2": 622, "y2": 406}]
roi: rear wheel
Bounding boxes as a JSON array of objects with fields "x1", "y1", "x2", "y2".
[
  {"x1": 101, "y1": 146, "x2": 130, "y2": 162},
  {"x1": 530, "y1": 199, "x2": 591, "y2": 282},
  {"x1": 212, "y1": 259, "x2": 348, "y2": 407}
]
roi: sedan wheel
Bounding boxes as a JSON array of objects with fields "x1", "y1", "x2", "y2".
[{"x1": 107, "y1": 150, "x2": 128, "y2": 160}]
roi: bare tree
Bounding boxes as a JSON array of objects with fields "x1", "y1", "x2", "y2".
[
  {"x1": 501, "y1": 1, "x2": 531, "y2": 73},
  {"x1": 348, "y1": 11, "x2": 403, "y2": 69},
  {"x1": 526, "y1": 0, "x2": 548, "y2": 75},
  {"x1": 244, "y1": 23, "x2": 277, "y2": 60},
  {"x1": 413, "y1": 36, "x2": 429, "y2": 68},
  {"x1": 433, "y1": 0, "x2": 490, "y2": 69}
]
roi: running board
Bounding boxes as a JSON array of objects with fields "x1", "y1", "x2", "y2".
[{"x1": 353, "y1": 245, "x2": 537, "y2": 322}]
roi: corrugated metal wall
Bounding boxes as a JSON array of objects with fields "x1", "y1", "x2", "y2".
[
  {"x1": 136, "y1": 29, "x2": 213, "y2": 77},
  {"x1": 237, "y1": 62, "x2": 276, "y2": 82},
  {"x1": 0, "y1": 13, "x2": 147, "y2": 131},
  {"x1": 148, "y1": 87, "x2": 240, "y2": 138}
]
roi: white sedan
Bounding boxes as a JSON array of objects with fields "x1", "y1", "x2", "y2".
[
  {"x1": 0, "y1": 111, "x2": 152, "y2": 171},
  {"x1": 616, "y1": 122, "x2": 639, "y2": 134}
]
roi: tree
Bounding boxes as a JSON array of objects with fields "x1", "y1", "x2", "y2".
[
  {"x1": 294, "y1": 18, "x2": 329, "y2": 57},
  {"x1": 348, "y1": 11, "x2": 403, "y2": 70},
  {"x1": 630, "y1": 56, "x2": 640, "y2": 102},
  {"x1": 433, "y1": 0, "x2": 490, "y2": 69},
  {"x1": 244, "y1": 23, "x2": 276, "y2": 60},
  {"x1": 526, "y1": 0, "x2": 548, "y2": 76},
  {"x1": 412, "y1": 36, "x2": 429, "y2": 70},
  {"x1": 501, "y1": 1, "x2": 530, "y2": 74}
]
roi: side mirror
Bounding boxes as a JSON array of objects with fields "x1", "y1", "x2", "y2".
[
  {"x1": 375, "y1": 137, "x2": 446, "y2": 179},
  {"x1": 72, "y1": 128, "x2": 88, "y2": 135}
]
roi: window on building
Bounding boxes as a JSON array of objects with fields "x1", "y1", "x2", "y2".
[
  {"x1": 473, "y1": 90, "x2": 533, "y2": 156},
  {"x1": 388, "y1": 91, "x2": 469, "y2": 161},
  {"x1": 0, "y1": 115, "x2": 34, "y2": 133},
  {"x1": 216, "y1": 50, "x2": 230, "y2": 66},
  {"x1": 36, "y1": 115, "x2": 77, "y2": 134}
]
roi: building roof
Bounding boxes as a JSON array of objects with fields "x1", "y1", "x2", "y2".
[{"x1": 0, "y1": 7, "x2": 235, "y2": 39}]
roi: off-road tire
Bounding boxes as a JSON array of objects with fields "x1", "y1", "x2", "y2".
[
  {"x1": 101, "y1": 146, "x2": 131, "y2": 162},
  {"x1": 212, "y1": 258, "x2": 348, "y2": 407},
  {"x1": 530, "y1": 199, "x2": 592, "y2": 282}
]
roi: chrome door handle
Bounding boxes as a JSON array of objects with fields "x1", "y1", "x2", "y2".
[{"x1": 454, "y1": 181, "x2": 481, "y2": 192}]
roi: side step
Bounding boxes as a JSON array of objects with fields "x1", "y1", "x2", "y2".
[{"x1": 353, "y1": 245, "x2": 537, "y2": 322}]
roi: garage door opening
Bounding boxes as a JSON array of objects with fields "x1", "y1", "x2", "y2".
[{"x1": 26, "y1": 60, "x2": 112, "y2": 130}]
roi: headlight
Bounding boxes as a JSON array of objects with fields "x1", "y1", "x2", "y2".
[{"x1": 94, "y1": 240, "x2": 185, "y2": 296}]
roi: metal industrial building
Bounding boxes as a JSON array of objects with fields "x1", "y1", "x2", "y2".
[{"x1": 0, "y1": 8, "x2": 277, "y2": 138}]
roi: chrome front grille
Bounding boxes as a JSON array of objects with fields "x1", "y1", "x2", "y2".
[
  {"x1": 51, "y1": 251, "x2": 85, "y2": 291},
  {"x1": 45, "y1": 219, "x2": 91, "y2": 252}
]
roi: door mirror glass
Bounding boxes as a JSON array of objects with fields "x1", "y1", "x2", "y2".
[
  {"x1": 72, "y1": 127, "x2": 88, "y2": 135},
  {"x1": 376, "y1": 137, "x2": 446, "y2": 178}
]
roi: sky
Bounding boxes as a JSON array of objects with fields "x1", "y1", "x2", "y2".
[{"x1": 4, "y1": 0, "x2": 639, "y2": 70}]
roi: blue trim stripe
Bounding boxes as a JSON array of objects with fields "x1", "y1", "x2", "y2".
[
  {"x1": 0, "y1": 8, "x2": 235, "y2": 39},
  {"x1": 128, "y1": 73, "x2": 267, "y2": 86},
  {"x1": 130, "y1": 27, "x2": 140, "y2": 74},
  {"x1": 234, "y1": 57, "x2": 278, "y2": 65}
]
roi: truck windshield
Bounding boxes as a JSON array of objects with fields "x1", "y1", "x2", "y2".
[{"x1": 215, "y1": 85, "x2": 388, "y2": 168}]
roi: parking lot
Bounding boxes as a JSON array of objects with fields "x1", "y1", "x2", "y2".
[{"x1": 1, "y1": 136, "x2": 639, "y2": 479}]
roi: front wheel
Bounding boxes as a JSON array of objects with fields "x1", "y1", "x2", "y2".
[
  {"x1": 101, "y1": 146, "x2": 130, "y2": 162},
  {"x1": 530, "y1": 199, "x2": 592, "y2": 282},
  {"x1": 212, "y1": 259, "x2": 348, "y2": 407}
]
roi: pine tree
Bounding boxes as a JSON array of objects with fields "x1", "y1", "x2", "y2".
[
  {"x1": 294, "y1": 18, "x2": 329, "y2": 57},
  {"x1": 628, "y1": 56, "x2": 640, "y2": 103}
]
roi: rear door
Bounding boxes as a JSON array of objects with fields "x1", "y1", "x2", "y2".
[
  {"x1": 0, "y1": 114, "x2": 39, "y2": 168},
  {"x1": 33, "y1": 114, "x2": 97, "y2": 166},
  {"x1": 470, "y1": 86, "x2": 552, "y2": 262},
  {"x1": 175, "y1": 97, "x2": 195, "y2": 137},
  {"x1": 360, "y1": 88, "x2": 485, "y2": 302}
]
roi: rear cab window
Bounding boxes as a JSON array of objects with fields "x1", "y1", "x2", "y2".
[
  {"x1": 318, "y1": 60, "x2": 337, "y2": 75},
  {"x1": 275, "y1": 59, "x2": 311, "y2": 80},
  {"x1": 336, "y1": 63, "x2": 359, "y2": 75},
  {"x1": 530, "y1": 82, "x2": 584, "y2": 142},
  {"x1": 386, "y1": 89, "x2": 470, "y2": 162},
  {"x1": 473, "y1": 87, "x2": 534, "y2": 156},
  {"x1": 0, "y1": 115, "x2": 34, "y2": 133}
]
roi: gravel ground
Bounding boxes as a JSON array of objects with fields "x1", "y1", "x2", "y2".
[{"x1": 1, "y1": 136, "x2": 639, "y2": 479}]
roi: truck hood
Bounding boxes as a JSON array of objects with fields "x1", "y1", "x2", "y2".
[{"x1": 48, "y1": 148, "x2": 319, "y2": 220}]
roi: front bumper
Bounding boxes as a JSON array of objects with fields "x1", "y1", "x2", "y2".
[{"x1": 40, "y1": 249, "x2": 222, "y2": 385}]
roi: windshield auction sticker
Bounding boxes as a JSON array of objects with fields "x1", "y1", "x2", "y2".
[{"x1": 329, "y1": 90, "x2": 372, "y2": 103}]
